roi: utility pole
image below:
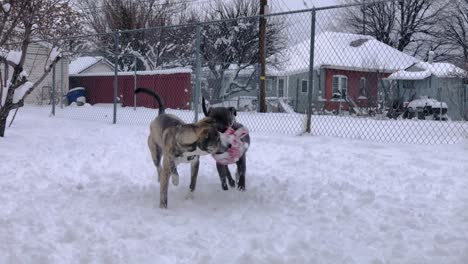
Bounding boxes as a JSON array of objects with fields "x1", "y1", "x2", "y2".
[
  {"x1": 362, "y1": 0, "x2": 366, "y2": 35},
  {"x1": 259, "y1": 0, "x2": 267, "y2": 112}
]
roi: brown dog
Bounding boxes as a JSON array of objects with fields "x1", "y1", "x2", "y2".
[{"x1": 135, "y1": 88, "x2": 229, "y2": 208}]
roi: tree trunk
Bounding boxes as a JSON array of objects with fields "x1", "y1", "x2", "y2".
[
  {"x1": 208, "y1": 77, "x2": 224, "y2": 103},
  {"x1": 0, "y1": 107, "x2": 10, "y2": 137}
]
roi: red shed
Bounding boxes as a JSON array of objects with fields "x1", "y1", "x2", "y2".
[{"x1": 69, "y1": 68, "x2": 192, "y2": 109}]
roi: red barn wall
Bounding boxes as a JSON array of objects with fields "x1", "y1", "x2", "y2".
[{"x1": 69, "y1": 72, "x2": 191, "y2": 110}]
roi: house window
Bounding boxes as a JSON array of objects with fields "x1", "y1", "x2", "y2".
[
  {"x1": 403, "y1": 80, "x2": 415, "y2": 89},
  {"x1": 359, "y1": 77, "x2": 367, "y2": 98},
  {"x1": 266, "y1": 79, "x2": 273, "y2": 92},
  {"x1": 301, "y1": 79, "x2": 308, "y2": 93},
  {"x1": 332, "y1": 75, "x2": 348, "y2": 99},
  {"x1": 278, "y1": 79, "x2": 285, "y2": 97}
]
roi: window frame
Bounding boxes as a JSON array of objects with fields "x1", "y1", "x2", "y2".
[
  {"x1": 332, "y1": 75, "x2": 348, "y2": 99},
  {"x1": 266, "y1": 78, "x2": 273, "y2": 92},
  {"x1": 359, "y1": 77, "x2": 367, "y2": 98},
  {"x1": 278, "y1": 78, "x2": 285, "y2": 97},
  {"x1": 403, "y1": 80, "x2": 415, "y2": 90},
  {"x1": 301, "y1": 79, "x2": 308, "y2": 93}
]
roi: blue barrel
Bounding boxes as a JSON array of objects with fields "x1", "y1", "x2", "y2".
[{"x1": 67, "y1": 87, "x2": 86, "y2": 104}]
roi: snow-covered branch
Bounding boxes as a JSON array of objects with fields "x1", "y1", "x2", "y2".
[{"x1": 0, "y1": 48, "x2": 22, "y2": 67}]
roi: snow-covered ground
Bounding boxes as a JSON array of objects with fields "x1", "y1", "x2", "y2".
[
  {"x1": 1, "y1": 106, "x2": 468, "y2": 263},
  {"x1": 55, "y1": 103, "x2": 468, "y2": 144}
]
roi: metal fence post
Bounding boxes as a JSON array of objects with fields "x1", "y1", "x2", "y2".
[
  {"x1": 52, "y1": 63, "x2": 56, "y2": 116},
  {"x1": 133, "y1": 55, "x2": 137, "y2": 111},
  {"x1": 60, "y1": 57, "x2": 64, "y2": 109},
  {"x1": 113, "y1": 31, "x2": 119, "y2": 124},
  {"x1": 257, "y1": 63, "x2": 261, "y2": 112},
  {"x1": 306, "y1": 8, "x2": 316, "y2": 133},
  {"x1": 194, "y1": 24, "x2": 201, "y2": 122}
]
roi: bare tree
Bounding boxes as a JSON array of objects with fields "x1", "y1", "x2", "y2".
[
  {"x1": 340, "y1": 0, "x2": 447, "y2": 57},
  {"x1": 200, "y1": 0, "x2": 286, "y2": 101},
  {"x1": 438, "y1": 0, "x2": 468, "y2": 71},
  {"x1": 78, "y1": 0, "x2": 189, "y2": 71},
  {"x1": 0, "y1": 0, "x2": 81, "y2": 137}
]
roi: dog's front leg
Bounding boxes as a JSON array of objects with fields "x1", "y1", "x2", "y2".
[
  {"x1": 170, "y1": 161, "x2": 179, "y2": 186},
  {"x1": 160, "y1": 157, "x2": 172, "y2": 208},
  {"x1": 236, "y1": 154, "x2": 247, "y2": 191},
  {"x1": 216, "y1": 163, "x2": 232, "y2": 190},
  {"x1": 189, "y1": 156, "x2": 200, "y2": 192}
]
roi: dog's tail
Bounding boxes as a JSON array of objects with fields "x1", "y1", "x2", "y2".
[
  {"x1": 202, "y1": 96, "x2": 209, "y2": 116},
  {"x1": 134, "y1": 88, "x2": 165, "y2": 115}
]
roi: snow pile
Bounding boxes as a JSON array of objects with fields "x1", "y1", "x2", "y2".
[{"x1": 1, "y1": 106, "x2": 467, "y2": 263}]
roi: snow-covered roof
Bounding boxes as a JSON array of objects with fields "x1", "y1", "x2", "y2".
[
  {"x1": 69, "y1": 56, "x2": 112, "y2": 75},
  {"x1": 271, "y1": 32, "x2": 418, "y2": 76},
  {"x1": 387, "y1": 62, "x2": 467, "y2": 80},
  {"x1": 69, "y1": 68, "x2": 192, "y2": 77}
]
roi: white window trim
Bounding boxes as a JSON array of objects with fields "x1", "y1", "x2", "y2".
[
  {"x1": 359, "y1": 77, "x2": 368, "y2": 99},
  {"x1": 301, "y1": 79, "x2": 308, "y2": 93},
  {"x1": 266, "y1": 78, "x2": 273, "y2": 92},
  {"x1": 331, "y1": 75, "x2": 348, "y2": 101},
  {"x1": 277, "y1": 78, "x2": 286, "y2": 97}
]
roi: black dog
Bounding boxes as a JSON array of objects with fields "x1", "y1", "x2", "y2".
[{"x1": 202, "y1": 97, "x2": 250, "y2": 190}]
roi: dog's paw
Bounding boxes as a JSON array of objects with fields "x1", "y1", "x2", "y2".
[
  {"x1": 221, "y1": 182, "x2": 229, "y2": 191},
  {"x1": 171, "y1": 173, "x2": 179, "y2": 186},
  {"x1": 185, "y1": 192, "x2": 195, "y2": 200},
  {"x1": 237, "y1": 180, "x2": 246, "y2": 191},
  {"x1": 227, "y1": 177, "x2": 236, "y2": 188}
]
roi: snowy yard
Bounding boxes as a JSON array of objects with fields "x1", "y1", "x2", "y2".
[{"x1": 1, "y1": 106, "x2": 468, "y2": 263}]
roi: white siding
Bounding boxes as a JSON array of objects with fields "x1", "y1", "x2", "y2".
[{"x1": 1, "y1": 42, "x2": 69, "y2": 105}]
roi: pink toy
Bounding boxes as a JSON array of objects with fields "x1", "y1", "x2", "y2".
[{"x1": 213, "y1": 127, "x2": 249, "y2": 165}]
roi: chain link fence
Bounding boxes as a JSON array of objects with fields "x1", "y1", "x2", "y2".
[{"x1": 15, "y1": 1, "x2": 467, "y2": 144}]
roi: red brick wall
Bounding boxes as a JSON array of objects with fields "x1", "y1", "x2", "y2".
[{"x1": 324, "y1": 68, "x2": 389, "y2": 111}]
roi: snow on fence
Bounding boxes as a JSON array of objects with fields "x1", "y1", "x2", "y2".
[{"x1": 52, "y1": 104, "x2": 468, "y2": 144}]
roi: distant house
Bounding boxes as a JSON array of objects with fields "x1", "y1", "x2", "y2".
[
  {"x1": 270, "y1": 32, "x2": 418, "y2": 113},
  {"x1": 387, "y1": 61, "x2": 467, "y2": 120},
  {"x1": 1, "y1": 41, "x2": 69, "y2": 105}
]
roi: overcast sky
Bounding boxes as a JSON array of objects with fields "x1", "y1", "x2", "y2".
[{"x1": 275, "y1": 0, "x2": 339, "y2": 11}]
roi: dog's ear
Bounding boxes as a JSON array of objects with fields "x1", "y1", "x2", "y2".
[
  {"x1": 202, "y1": 97, "x2": 210, "y2": 116},
  {"x1": 228, "y1": 107, "x2": 237, "y2": 116},
  {"x1": 199, "y1": 117, "x2": 216, "y2": 126}
]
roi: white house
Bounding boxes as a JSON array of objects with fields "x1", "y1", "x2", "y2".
[{"x1": 1, "y1": 41, "x2": 69, "y2": 105}]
